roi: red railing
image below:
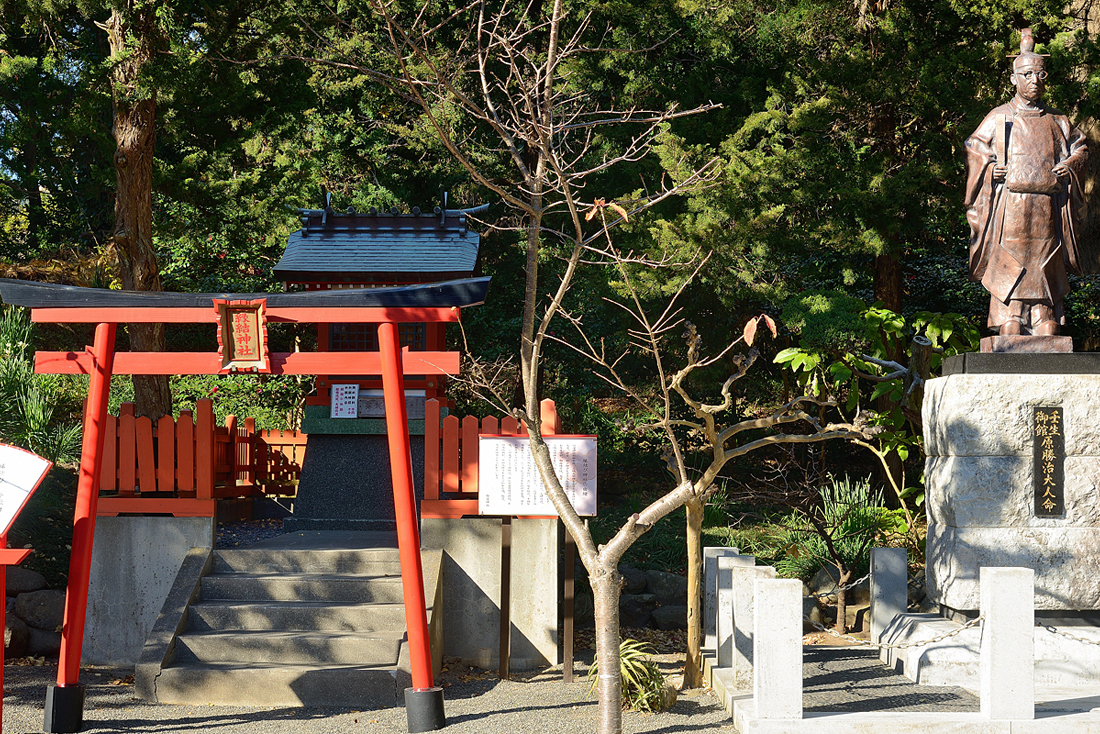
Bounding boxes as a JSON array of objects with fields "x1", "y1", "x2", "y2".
[
  {"x1": 96, "y1": 399, "x2": 305, "y2": 517},
  {"x1": 421, "y1": 397, "x2": 560, "y2": 518},
  {"x1": 94, "y1": 396, "x2": 561, "y2": 519}
]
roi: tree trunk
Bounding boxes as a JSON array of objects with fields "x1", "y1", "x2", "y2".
[
  {"x1": 683, "y1": 497, "x2": 704, "y2": 688},
  {"x1": 834, "y1": 566, "x2": 852, "y2": 635},
  {"x1": 591, "y1": 569, "x2": 623, "y2": 734},
  {"x1": 107, "y1": 6, "x2": 171, "y2": 418},
  {"x1": 873, "y1": 253, "x2": 902, "y2": 316},
  {"x1": 21, "y1": 131, "x2": 45, "y2": 253}
]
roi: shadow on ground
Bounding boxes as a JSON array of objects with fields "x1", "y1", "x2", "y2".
[{"x1": 802, "y1": 646, "x2": 979, "y2": 713}]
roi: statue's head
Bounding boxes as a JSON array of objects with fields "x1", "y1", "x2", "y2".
[{"x1": 1011, "y1": 30, "x2": 1047, "y2": 103}]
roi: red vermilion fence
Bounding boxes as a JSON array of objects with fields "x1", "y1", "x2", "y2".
[
  {"x1": 95, "y1": 396, "x2": 560, "y2": 519},
  {"x1": 96, "y1": 399, "x2": 305, "y2": 517},
  {"x1": 421, "y1": 397, "x2": 560, "y2": 518}
]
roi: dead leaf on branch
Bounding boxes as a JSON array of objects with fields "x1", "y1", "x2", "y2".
[
  {"x1": 743, "y1": 317, "x2": 758, "y2": 346},
  {"x1": 584, "y1": 198, "x2": 629, "y2": 222}
]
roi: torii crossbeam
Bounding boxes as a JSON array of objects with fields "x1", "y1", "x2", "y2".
[{"x1": 0, "y1": 277, "x2": 489, "y2": 733}]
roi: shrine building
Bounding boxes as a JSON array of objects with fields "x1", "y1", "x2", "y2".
[{"x1": 273, "y1": 202, "x2": 485, "y2": 532}]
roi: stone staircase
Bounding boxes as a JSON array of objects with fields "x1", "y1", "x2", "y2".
[{"x1": 136, "y1": 533, "x2": 442, "y2": 708}]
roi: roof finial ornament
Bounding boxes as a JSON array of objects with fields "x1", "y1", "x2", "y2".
[{"x1": 320, "y1": 185, "x2": 333, "y2": 227}]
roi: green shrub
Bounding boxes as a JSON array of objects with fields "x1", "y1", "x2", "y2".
[
  {"x1": 776, "y1": 474, "x2": 892, "y2": 582},
  {"x1": 108, "y1": 372, "x2": 307, "y2": 430},
  {"x1": 588, "y1": 638, "x2": 670, "y2": 713},
  {"x1": 0, "y1": 307, "x2": 83, "y2": 464}
]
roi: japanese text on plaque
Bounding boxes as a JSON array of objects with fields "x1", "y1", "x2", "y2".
[
  {"x1": 1034, "y1": 407, "x2": 1065, "y2": 517},
  {"x1": 478, "y1": 436, "x2": 597, "y2": 516}
]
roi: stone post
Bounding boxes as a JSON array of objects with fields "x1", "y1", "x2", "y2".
[
  {"x1": 732, "y1": 564, "x2": 776, "y2": 689},
  {"x1": 870, "y1": 547, "x2": 907, "y2": 664},
  {"x1": 716, "y1": 555, "x2": 755, "y2": 668},
  {"x1": 704, "y1": 547, "x2": 740, "y2": 653},
  {"x1": 754, "y1": 578, "x2": 802, "y2": 720},
  {"x1": 980, "y1": 567, "x2": 1034, "y2": 721}
]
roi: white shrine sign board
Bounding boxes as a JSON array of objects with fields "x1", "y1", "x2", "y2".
[
  {"x1": 478, "y1": 435, "x2": 596, "y2": 516},
  {"x1": 0, "y1": 444, "x2": 51, "y2": 536},
  {"x1": 330, "y1": 384, "x2": 360, "y2": 419}
]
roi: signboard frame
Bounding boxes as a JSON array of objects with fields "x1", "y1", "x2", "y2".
[
  {"x1": 0, "y1": 443, "x2": 53, "y2": 537},
  {"x1": 213, "y1": 298, "x2": 270, "y2": 374},
  {"x1": 477, "y1": 434, "x2": 597, "y2": 517}
]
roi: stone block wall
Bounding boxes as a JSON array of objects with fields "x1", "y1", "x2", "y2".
[{"x1": 924, "y1": 373, "x2": 1100, "y2": 611}]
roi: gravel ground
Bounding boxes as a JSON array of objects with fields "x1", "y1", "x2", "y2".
[
  {"x1": 0, "y1": 662, "x2": 732, "y2": 734},
  {"x1": 0, "y1": 645, "x2": 983, "y2": 732},
  {"x1": 215, "y1": 520, "x2": 287, "y2": 549},
  {"x1": 802, "y1": 646, "x2": 978, "y2": 713}
]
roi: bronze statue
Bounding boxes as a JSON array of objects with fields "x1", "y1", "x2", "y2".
[{"x1": 965, "y1": 30, "x2": 1087, "y2": 338}]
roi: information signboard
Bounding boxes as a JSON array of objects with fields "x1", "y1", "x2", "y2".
[
  {"x1": 478, "y1": 435, "x2": 596, "y2": 516},
  {"x1": 0, "y1": 444, "x2": 51, "y2": 536},
  {"x1": 330, "y1": 384, "x2": 361, "y2": 419}
]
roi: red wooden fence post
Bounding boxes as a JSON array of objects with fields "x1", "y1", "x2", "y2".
[
  {"x1": 377, "y1": 322, "x2": 445, "y2": 731},
  {"x1": 424, "y1": 399, "x2": 441, "y2": 500},
  {"x1": 242, "y1": 417, "x2": 256, "y2": 489},
  {"x1": 195, "y1": 399, "x2": 214, "y2": 500},
  {"x1": 46, "y1": 321, "x2": 115, "y2": 733}
]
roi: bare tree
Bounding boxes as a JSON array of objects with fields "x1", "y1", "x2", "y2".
[
  {"x1": 300, "y1": 0, "x2": 880, "y2": 724},
  {"x1": 299, "y1": 1, "x2": 723, "y2": 729},
  {"x1": 546, "y1": 249, "x2": 877, "y2": 688}
]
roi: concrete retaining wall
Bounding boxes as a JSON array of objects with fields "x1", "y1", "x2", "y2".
[
  {"x1": 421, "y1": 517, "x2": 559, "y2": 670},
  {"x1": 84, "y1": 516, "x2": 215, "y2": 667}
]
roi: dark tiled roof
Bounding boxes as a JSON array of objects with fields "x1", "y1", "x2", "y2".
[
  {"x1": 274, "y1": 210, "x2": 480, "y2": 284},
  {"x1": 0, "y1": 277, "x2": 491, "y2": 309}
]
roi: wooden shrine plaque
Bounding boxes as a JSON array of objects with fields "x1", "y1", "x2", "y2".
[
  {"x1": 478, "y1": 435, "x2": 597, "y2": 516},
  {"x1": 214, "y1": 299, "x2": 270, "y2": 373},
  {"x1": 0, "y1": 444, "x2": 51, "y2": 536}
]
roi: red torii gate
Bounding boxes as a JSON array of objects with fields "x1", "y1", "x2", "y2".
[{"x1": 0, "y1": 277, "x2": 489, "y2": 734}]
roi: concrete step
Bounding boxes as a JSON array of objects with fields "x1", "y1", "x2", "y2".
[
  {"x1": 174, "y1": 630, "x2": 404, "y2": 665},
  {"x1": 186, "y1": 600, "x2": 409, "y2": 632},
  {"x1": 200, "y1": 573, "x2": 404, "y2": 603},
  {"x1": 152, "y1": 662, "x2": 411, "y2": 707},
  {"x1": 213, "y1": 548, "x2": 403, "y2": 576}
]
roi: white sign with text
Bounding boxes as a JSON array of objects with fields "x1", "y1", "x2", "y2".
[
  {"x1": 478, "y1": 435, "x2": 596, "y2": 516},
  {"x1": 0, "y1": 444, "x2": 51, "y2": 536},
  {"x1": 330, "y1": 384, "x2": 360, "y2": 419}
]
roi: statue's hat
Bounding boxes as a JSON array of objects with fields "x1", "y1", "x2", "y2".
[{"x1": 1010, "y1": 28, "x2": 1048, "y2": 70}]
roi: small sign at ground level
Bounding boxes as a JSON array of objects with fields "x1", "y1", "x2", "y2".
[
  {"x1": 0, "y1": 444, "x2": 51, "y2": 535},
  {"x1": 478, "y1": 435, "x2": 596, "y2": 516}
]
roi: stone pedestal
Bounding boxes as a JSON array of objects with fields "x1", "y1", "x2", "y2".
[
  {"x1": 924, "y1": 355, "x2": 1100, "y2": 611},
  {"x1": 420, "y1": 517, "x2": 559, "y2": 670}
]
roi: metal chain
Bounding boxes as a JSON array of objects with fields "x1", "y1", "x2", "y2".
[
  {"x1": 1039, "y1": 624, "x2": 1100, "y2": 647},
  {"x1": 802, "y1": 614, "x2": 982, "y2": 650},
  {"x1": 807, "y1": 572, "x2": 871, "y2": 601}
]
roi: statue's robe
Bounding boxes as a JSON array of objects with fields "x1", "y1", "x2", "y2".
[{"x1": 964, "y1": 97, "x2": 1087, "y2": 328}]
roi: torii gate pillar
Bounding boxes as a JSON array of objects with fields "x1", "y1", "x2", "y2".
[{"x1": 44, "y1": 323, "x2": 116, "y2": 733}]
